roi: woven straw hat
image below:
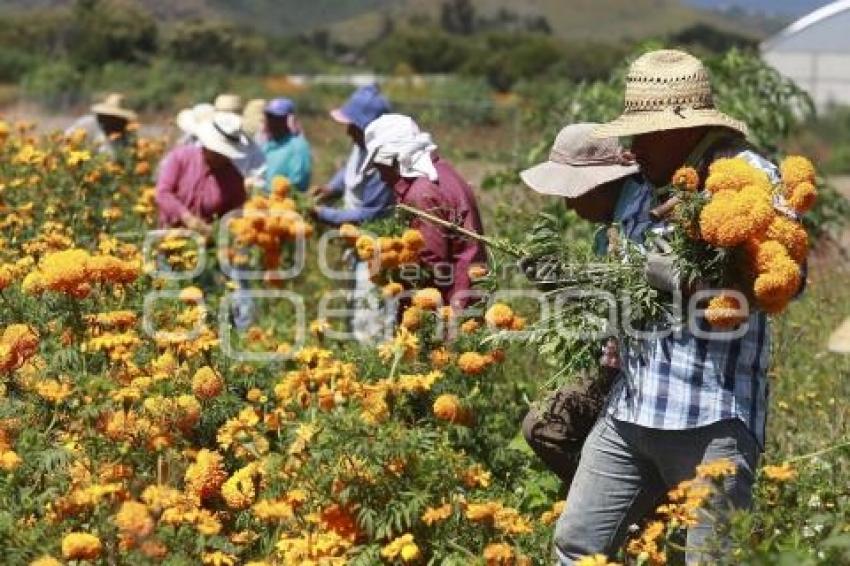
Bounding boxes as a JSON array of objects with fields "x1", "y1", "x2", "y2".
[
  {"x1": 593, "y1": 50, "x2": 747, "y2": 139},
  {"x1": 521, "y1": 123, "x2": 639, "y2": 198},
  {"x1": 214, "y1": 93, "x2": 243, "y2": 113},
  {"x1": 195, "y1": 112, "x2": 249, "y2": 160},
  {"x1": 91, "y1": 93, "x2": 137, "y2": 122}
]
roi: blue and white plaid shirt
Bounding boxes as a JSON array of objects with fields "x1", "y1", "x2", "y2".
[{"x1": 606, "y1": 149, "x2": 781, "y2": 448}]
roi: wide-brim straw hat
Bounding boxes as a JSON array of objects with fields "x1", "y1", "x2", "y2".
[
  {"x1": 214, "y1": 93, "x2": 243, "y2": 113},
  {"x1": 195, "y1": 111, "x2": 248, "y2": 160},
  {"x1": 91, "y1": 92, "x2": 137, "y2": 122},
  {"x1": 521, "y1": 123, "x2": 639, "y2": 198},
  {"x1": 176, "y1": 103, "x2": 215, "y2": 136},
  {"x1": 593, "y1": 50, "x2": 747, "y2": 139}
]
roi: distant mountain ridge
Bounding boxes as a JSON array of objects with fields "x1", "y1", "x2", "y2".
[{"x1": 0, "y1": 0, "x2": 777, "y2": 42}]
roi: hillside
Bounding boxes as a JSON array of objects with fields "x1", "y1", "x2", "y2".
[{"x1": 0, "y1": 0, "x2": 770, "y2": 43}]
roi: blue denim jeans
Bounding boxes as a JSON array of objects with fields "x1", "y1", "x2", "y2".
[{"x1": 554, "y1": 414, "x2": 759, "y2": 565}]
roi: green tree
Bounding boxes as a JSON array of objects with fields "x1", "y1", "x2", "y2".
[{"x1": 69, "y1": 0, "x2": 158, "y2": 68}]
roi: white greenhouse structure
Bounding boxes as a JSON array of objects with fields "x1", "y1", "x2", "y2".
[{"x1": 761, "y1": 0, "x2": 850, "y2": 110}]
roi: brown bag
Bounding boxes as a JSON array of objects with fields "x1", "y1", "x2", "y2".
[{"x1": 521, "y1": 367, "x2": 620, "y2": 485}]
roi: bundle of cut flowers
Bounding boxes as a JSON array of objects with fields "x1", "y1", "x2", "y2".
[
  {"x1": 668, "y1": 154, "x2": 815, "y2": 329},
  {"x1": 228, "y1": 175, "x2": 314, "y2": 272}
]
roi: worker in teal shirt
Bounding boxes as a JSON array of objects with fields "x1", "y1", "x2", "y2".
[{"x1": 262, "y1": 97, "x2": 312, "y2": 192}]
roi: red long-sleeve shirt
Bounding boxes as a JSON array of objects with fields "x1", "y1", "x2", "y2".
[{"x1": 391, "y1": 154, "x2": 486, "y2": 308}]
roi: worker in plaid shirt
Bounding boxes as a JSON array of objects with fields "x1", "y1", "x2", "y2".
[{"x1": 554, "y1": 50, "x2": 803, "y2": 566}]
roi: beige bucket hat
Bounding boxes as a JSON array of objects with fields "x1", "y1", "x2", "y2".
[
  {"x1": 521, "y1": 123, "x2": 639, "y2": 198},
  {"x1": 593, "y1": 49, "x2": 747, "y2": 139},
  {"x1": 242, "y1": 98, "x2": 267, "y2": 138},
  {"x1": 195, "y1": 111, "x2": 248, "y2": 160},
  {"x1": 91, "y1": 93, "x2": 137, "y2": 121},
  {"x1": 214, "y1": 93, "x2": 243, "y2": 113}
]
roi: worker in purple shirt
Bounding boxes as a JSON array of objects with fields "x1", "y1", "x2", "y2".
[
  {"x1": 309, "y1": 86, "x2": 396, "y2": 342},
  {"x1": 310, "y1": 84, "x2": 395, "y2": 226}
]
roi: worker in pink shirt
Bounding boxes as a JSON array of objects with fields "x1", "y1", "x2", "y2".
[{"x1": 361, "y1": 114, "x2": 486, "y2": 309}]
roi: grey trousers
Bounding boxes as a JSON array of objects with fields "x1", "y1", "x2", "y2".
[{"x1": 554, "y1": 414, "x2": 759, "y2": 565}]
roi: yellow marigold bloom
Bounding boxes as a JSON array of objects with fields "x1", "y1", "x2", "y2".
[
  {"x1": 421, "y1": 503, "x2": 453, "y2": 526},
  {"x1": 465, "y1": 501, "x2": 501, "y2": 522},
  {"x1": 270, "y1": 175, "x2": 291, "y2": 198},
  {"x1": 29, "y1": 556, "x2": 62, "y2": 566},
  {"x1": 310, "y1": 318, "x2": 330, "y2": 337},
  {"x1": 787, "y1": 181, "x2": 816, "y2": 214},
  {"x1": 576, "y1": 554, "x2": 621, "y2": 566},
  {"x1": 222, "y1": 469, "x2": 257, "y2": 510},
  {"x1": 484, "y1": 303, "x2": 515, "y2": 329},
  {"x1": 192, "y1": 366, "x2": 224, "y2": 400},
  {"x1": 705, "y1": 294, "x2": 747, "y2": 330},
  {"x1": 202, "y1": 551, "x2": 238, "y2": 566},
  {"x1": 184, "y1": 449, "x2": 227, "y2": 500},
  {"x1": 765, "y1": 216, "x2": 808, "y2": 264},
  {"x1": 382, "y1": 282, "x2": 404, "y2": 298},
  {"x1": 401, "y1": 305, "x2": 422, "y2": 330},
  {"x1": 34, "y1": 379, "x2": 73, "y2": 404},
  {"x1": 433, "y1": 394, "x2": 470, "y2": 425},
  {"x1": 762, "y1": 462, "x2": 797, "y2": 482},
  {"x1": 355, "y1": 235, "x2": 376, "y2": 260},
  {"x1": 2, "y1": 324, "x2": 39, "y2": 362},
  {"x1": 401, "y1": 229, "x2": 425, "y2": 251},
  {"x1": 483, "y1": 542, "x2": 515, "y2": 565},
  {"x1": 540, "y1": 500, "x2": 566, "y2": 525},
  {"x1": 696, "y1": 458, "x2": 737, "y2": 479},
  {"x1": 412, "y1": 287, "x2": 442, "y2": 310},
  {"x1": 780, "y1": 155, "x2": 816, "y2": 188},
  {"x1": 672, "y1": 166, "x2": 699, "y2": 191},
  {"x1": 381, "y1": 533, "x2": 418, "y2": 561},
  {"x1": 0, "y1": 450, "x2": 21, "y2": 471},
  {"x1": 115, "y1": 500, "x2": 154, "y2": 539},
  {"x1": 457, "y1": 351, "x2": 493, "y2": 376},
  {"x1": 86, "y1": 254, "x2": 140, "y2": 284},
  {"x1": 21, "y1": 272, "x2": 44, "y2": 295},
  {"x1": 61, "y1": 532, "x2": 102, "y2": 560},
  {"x1": 705, "y1": 157, "x2": 771, "y2": 194}
]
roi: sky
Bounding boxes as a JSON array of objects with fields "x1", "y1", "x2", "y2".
[{"x1": 685, "y1": 0, "x2": 834, "y2": 17}]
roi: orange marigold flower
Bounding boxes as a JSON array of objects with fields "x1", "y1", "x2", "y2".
[
  {"x1": 699, "y1": 187, "x2": 774, "y2": 247},
  {"x1": 696, "y1": 458, "x2": 737, "y2": 479},
  {"x1": 468, "y1": 264, "x2": 488, "y2": 280},
  {"x1": 483, "y1": 542, "x2": 515, "y2": 565},
  {"x1": 765, "y1": 216, "x2": 808, "y2": 264},
  {"x1": 484, "y1": 303, "x2": 515, "y2": 329},
  {"x1": 412, "y1": 287, "x2": 442, "y2": 310},
  {"x1": 30, "y1": 556, "x2": 62, "y2": 566},
  {"x1": 433, "y1": 394, "x2": 470, "y2": 425},
  {"x1": 787, "y1": 181, "x2": 816, "y2": 214},
  {"x1": 401, "y1": 229, "x2": 426, "y2": 251},
  {"x1": 780, "y1": 155, "x2": 816, "y2": 188},
  {"x1": 705, "y1": 157, "x2": 771, "y2": 194},
  {"x1": 762, "y1": 462, "x2": 796, "y2": 482},
  {"x1": 421, "y1": 503, "x2": 453, "y2": 526},
  {"x1": 429, "y1": 347, "x2": 453, "y2": 368},
  {"x1": 382, "y1": 282, "x2": 404, "y2": 298},
  {"x1": 61, "y1": 532, "x2": 102, "y2": 560},
  {"x1": 705, "y1": 294, "x2": 748, "y2": 330},
  {"x1": 672, "y1": 166, "x2": 699, "y2": 192},
  {"x1": 753, "y1": 258, "x2": 801, "y2": 313},
  {"x1": 745, "y1": 239, "x2": 790, "y2": 275},
  {"x1": 457, "y1": 351, "x2": 492, "y2": 376},
  {"x1": 354, "y1": 235, "x2": 376, "y2": 260},
  {"x1": 115, "y1": 500, "x2": 154, "y2": 539},
  {"x1": 192, "y1": 366, "x2": 224, "y2": 400},
  {"x1": 461, "y1": 319, "x2": 481, "y2": 334},
  {"x1": 184, "y1": 449, "x2": 227, "y2": 500}
]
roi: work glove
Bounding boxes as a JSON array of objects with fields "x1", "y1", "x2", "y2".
[{"x1": 644, "y1": 239, "x2": 681, "y2": 293}]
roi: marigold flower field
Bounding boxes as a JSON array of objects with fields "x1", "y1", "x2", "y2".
[{"x1": 0, "y1": 119, "x2": 848, "y2": 566}]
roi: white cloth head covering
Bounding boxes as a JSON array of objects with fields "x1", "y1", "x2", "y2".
[
  {"x1": 360, "y1": 113, "x2": 438, "y2": 181},
  {"x1": 176, "y1": 103, "x2": 215, "y2": 137}
]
